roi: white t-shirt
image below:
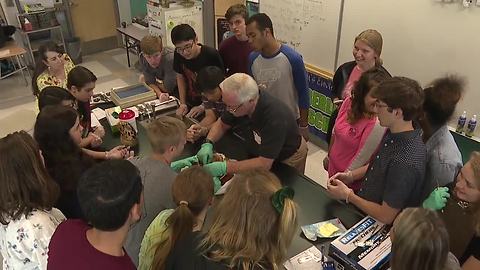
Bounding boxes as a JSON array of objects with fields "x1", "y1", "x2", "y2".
[{"x1": 0, "y1": 208, "x2": 65, "y2": 270}]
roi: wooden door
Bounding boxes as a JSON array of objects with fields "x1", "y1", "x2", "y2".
[{"x1": 70, "y1": 0, "x2": 117, "y2": 43}]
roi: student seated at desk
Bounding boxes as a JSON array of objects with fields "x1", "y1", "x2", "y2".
[
  {"x1": 138, "y1": 166, "x2": 213, "y2": 270},
  {"x1": 0, "y1": 131, "x2": 66, "y2": 270},
  {"x1": 125, "y1": 116, "x2": 189, "y2": 266},
  {"x1": 423, "y1": 152, "x2": 480, "y2": 269},
  {"x1": 390, "y1": 208, "x2": 460, "y2": 270},
  {"x1": 138, "y1": 35, "x2": 177, "y2": 99},
  {"x1": 186, "y1": 66, "x2": 226, "y2": 142},
  {"x1": 197, "y1": 73, "x2": 308, "y2": 175},
  {"x1": 171, "y1": 24, "x2": 224, "y2": 117},
  {"x1": 32, "y1": 41, "x2": 75, "y2": 97},
  {"x1": 327, "y1": 77, "x2": 426, "y2": 224},
  {"x1": 38, "y1": 86, "x2": 76, "y2": 109},
  {"x1": 47, "y1": 160, "x2": 141, "y2": 270},
  {"x1": 34, "y1": 106, "x2": 131, "y2": 218},
  {"x1": 326, "y1": 67, "x2": 390, "y2": 191},
  {"x1": 419, "y1": 75, "x2": 464, "y2": 197},
  {"x1": 164, "y1": 170, "x2": 297, "y2": 270}
]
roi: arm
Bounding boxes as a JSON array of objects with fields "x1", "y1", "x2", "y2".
[
  {"x1": 247, "y1": 52, "x2": 257, "y2": 76},
  {"x1": 349, "y1": 194, "x2": 400, "y2": 224},
  {"x1": 463, "y1": 256, "x2": 480, "y2": 270},
  {"x1": 226, "y1": 156, "x2": 274, "y2": 174},
  {"x1": 82, "y1": 148, "x2": 108, "y2": 160},
  {"x1": 176, "y1": 73, "x2": 187, "y2": 105},
  {"x1": 289, "y1": 54, "x2": 310, "y2": 125},
  {"x1": 198, "y1": 109, "x2": 218, "y2": 128},
  {"x1": 206, "y1": 118, "x2": 231, "y2": 143}
]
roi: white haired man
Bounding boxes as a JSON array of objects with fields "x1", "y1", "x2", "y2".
[{"x1": 197, "y1": 73, "x2": 308, "y2": 175}]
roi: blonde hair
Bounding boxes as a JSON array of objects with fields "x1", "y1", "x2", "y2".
[
  {"x1": 220, "y1": 73, "x2": 259, "y2": 103},
  {"x1": 391, "y1": 208, "x2": 449, "y2": 270},
  {"x1": 200, "y1": 169, "x2": 298, "y2": 270},
  {"x1": 140, "y1": 35, "x2": 163, "y2": 55},
  {"x1": 146, "y1": 116, "x2": 186, "y2": 154},
  {"x1": 469, "y1": 151, "x2": 480, "y2": 234},
  {"x1": 151, "y1": 166, "x2": 213, "y2": 270},
  {"x1": 355, "y1": 29, "x2": 383, "y2": 66}
]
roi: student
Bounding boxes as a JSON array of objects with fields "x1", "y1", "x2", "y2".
[
  {"x1": 246, "y1": 13, "x2": 309, "y2": 140},
  {"x1": 67, "y1": 66, "x2": 103, "y2": 148},
  {"x1": 197, "y1": 73, "x2": 308, "y2": 175},
  {"x1": 326, "y1": 68, "x2": 391, "y2": 191},
  {"x1": 138, "y1": 35, "x2": 177, "y2": 99},
  {"x1": 34, "y1": 106, "x2": 129, "y2": 218},
  {"x1": 32, "y1": 41, "x2": 75, "y2": 96},
  {"x1": 0, "y1": 131, "x2": 66, "y2": 270},
  {"x1": 390, "y1": 208, "x2": 460, "y2": 270},
  {"x1": 219, "y1": 4, "x2": 253, "y2": 76},
  {"x1": 171, "y1": 24, "x2": 224, "y2": 117},
  {"x1": 138, "y1": 166, "x2": 214, "y2": 270},
  {"x1": 419, "y1": 75, "x2": 464, "y2": 197},
  {"x1": 423, "y1": 152, "x2": 480, "y2": 269},
  {"x1": 327, "y1": 77, "x2": 426, "y2": 224},
  {"x1": 165, "y1": 169, "x2": 297, "y2": 270},
  {"x1": 186, "y1": 66, "x2": 226, "y2": 142},
  {"x1": 47, "y1": 160, "x2": 142, "y2": 269},
  {"x1": 38, "y1": 86, "x2": 76, "y2": 110},
  {"x1": 125, "y1": 116, "x2": 188, "y2": 266},
  {"x1": 326, "y1": 29, "x2": 389, "y2": 144}
]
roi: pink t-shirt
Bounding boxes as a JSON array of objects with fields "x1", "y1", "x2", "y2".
[
  {"x1": 47, "y1": 219, "x2": 136, "y2": 270},
  {"x1": 342, "y1": 65, "x2": 362, "y2": 99},
  {"x1": 328, "y1": 97, "x2": 377, "y2": 190}
]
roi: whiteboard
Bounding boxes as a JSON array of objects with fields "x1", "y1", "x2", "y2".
[
  {"x1": 339, "y1": 0, "x2": 480, "y2": 131},
  {"x1": 260, "y1": 0, "x2": 342, "y2": 73}
]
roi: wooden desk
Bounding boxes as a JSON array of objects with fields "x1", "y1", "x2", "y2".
[
  {"x1": 116, "y1": 24, "x2": 149, "y2": 68},
  {"x1": 0, "y1": 41, "x2": 29, "y2": 85}
]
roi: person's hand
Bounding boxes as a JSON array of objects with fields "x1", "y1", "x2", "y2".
[
  {"x1": 88, "y1": 132, "x2": 102, "y2": 148},
  {"x1": 327, "y1": 178, "x2": 353, "y2": 201},
  {"x1": 176, "y1": 104, "x2": 188, "y2": 116},
  {"x1": 422, "y1": 187, "x2": 450, "y2": 210},
  {"x1": 158, "y1": 92, "x2": 170, "y2": 102},
  {"x1": 203, "y1": 161, "x2": 227, "y2": 177},
  {"x1": 197, "y1": 142, "x2": 213, "y2": 164},
  {"x1": 170, "y1": 155, "x2": 199, "y2": 172},
  {"x1": 329, "y1": 171, "x2": 353, "y2": 184},
  {"x1": 299, "y1": 126, "x2": 309, "y2": 141},
  {"x1": 323, "y1": 156, "x2": 329, "y2": 171},
  {"x1": 186, "y1": 104, "x2": 205, "y2": 118},
  {"x1": 186, "y1": 124, "x2": 208, "y2": 143},
  {"x1": 106, "y1": 145, "x2": 132, "y2": 160},
  {"x1": 93, "y1": 126, "x2": 105, "y2": 139}
]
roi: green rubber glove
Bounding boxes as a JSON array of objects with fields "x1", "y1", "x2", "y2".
[
  {"x1": 170, "y1": 155, "x2": 198, "y2": 172},
  {"x1": 212, "y1": 176, "x2": 222, "y2": 194},
  {"x1": 203, "y1": 161, "x2": 227, "y2": 177},
  {"x1": 422, "y1": 187, "x2": 450, "y2": 210},
  {"x1": 197, "y1": 142, "x2": 213, "y2": 164}
]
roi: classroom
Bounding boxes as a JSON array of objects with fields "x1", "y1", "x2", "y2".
[{"x1": 0, "y1": 0, "x2": 480, "y2": 269}]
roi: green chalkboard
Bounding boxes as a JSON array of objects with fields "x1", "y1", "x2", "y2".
[{"x1": 130, "y1": 0, "x2": 148, "y2": 18}]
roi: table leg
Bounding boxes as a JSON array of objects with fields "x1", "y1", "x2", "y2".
[
  {"x1": 16, "y1": 54, "x2": 28, "y2": 86},
  {"x1": 124, "y1": 35, "x2": 131, "y2": 68}
]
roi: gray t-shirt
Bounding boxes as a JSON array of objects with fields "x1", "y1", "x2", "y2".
[
  {"x1": 125, "y1": 156, "x2": 177, "y2": 266},
  {"x1": 140, "y1": 47, "x2": 177, "y2": 94}
]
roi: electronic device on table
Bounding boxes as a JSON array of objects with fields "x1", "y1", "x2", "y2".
[
  {"x1": 110, "y1": 83, "x2": 157, "y2": 108},
  {"x1": 91, "y1": 91, "x2": 112, "y2": 105}
]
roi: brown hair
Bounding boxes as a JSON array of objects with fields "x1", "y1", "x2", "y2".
[
  {"x1": 201, "y1": 170, "x2": 298, "y2": 270},
  {"x1": 140, "y1": 35, "x2": 163, "y2": 55},
  {"x1": 469, "y1": 151, "x2": 480, "y2": 235},
  {"x1": 151, "y1": 166, "x2": 213, "y2": 270},
  {"x1": 371, "y1": 76, "x2": 424, "y2": 121},
  {"x1": 348, "y1": 67, "x2": 391, "y2": 123},
  {"x1": 391, "y1": 208, "x2": 449, "y2": 270},
  {"x1": 146, "y1": 116, "x2": 186, "y2": 154},
  {"x1": 225, "y1": 4, "x2": 248, "y2": 21},
  {"x1": 0, "y1": 131, "x2": 59, "y2": 225},
  {"x1": 423, "y1": 75, "x2": 465, "y2": 127}
]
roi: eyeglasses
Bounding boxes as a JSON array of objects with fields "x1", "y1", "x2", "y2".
[
  {"x1": 226, "y1": 102, "x2": 244, "y2": 113},
  {"x1": 175, "y1": 41, "x2": 194, "y2": 54}
]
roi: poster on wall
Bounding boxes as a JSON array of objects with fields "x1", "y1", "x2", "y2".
[
  {"x1": 216, "y1": 17, "x2": 231, "y2": 47},
  {"x1": 307, "y1": 68, "x2": 335, "y2": 142}
]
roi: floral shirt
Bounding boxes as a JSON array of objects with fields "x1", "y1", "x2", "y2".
[
  {"x1": 36, "y1": 54, "x2": 75, "y2": 92},
  {"x1": 0, "y1": 208, "x2": 65, "y2": 270}
]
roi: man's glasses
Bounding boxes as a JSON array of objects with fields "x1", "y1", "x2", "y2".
[
  {"x1": 175, "y1": 41, "x2": 194, "y2": 54},
  {"x1": 226, "y1": 102, "x2": 244, "y2": 113}
]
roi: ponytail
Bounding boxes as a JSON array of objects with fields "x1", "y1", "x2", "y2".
[{"x1": 275, "y1": 198, "x2": 297, "y2": 266}]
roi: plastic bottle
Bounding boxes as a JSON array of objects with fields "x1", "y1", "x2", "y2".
[
  {"x1": 456, "y1": 111, "x2": 467, "y2": 133},
  {"x1": 465, "y1": 115, "x2": 477, "y2": 138},
  {"x1": 23, "y1": 18, "x2": 33, "y2": 31}
]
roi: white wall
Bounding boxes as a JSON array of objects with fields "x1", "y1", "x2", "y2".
[{"x1": 338, "y1": 0, "x2": 480, "y2": 136}]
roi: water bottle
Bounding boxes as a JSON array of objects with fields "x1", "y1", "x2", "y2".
[
  {"x1": 456, "y1": 111, "x2": 467, "y2": 133},
  {"x1": 465, "y1": 115, "x2": 477, "y2": 138}
]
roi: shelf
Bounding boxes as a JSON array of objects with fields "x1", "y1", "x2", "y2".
[
  {"x1": 30, "y1": 39, "x2": 64, "y2": 52},
  {"x1": 20, "y1": 25, "x2": 62, "y2": 34}
]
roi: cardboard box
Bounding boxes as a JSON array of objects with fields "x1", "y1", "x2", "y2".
[{"x1": 329, "y1": 216, "x2": 391, "y2": 270}]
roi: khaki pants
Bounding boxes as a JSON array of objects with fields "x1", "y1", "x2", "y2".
[{"x1": 282, "y1": 137, "x2": 308, "y2": 174}]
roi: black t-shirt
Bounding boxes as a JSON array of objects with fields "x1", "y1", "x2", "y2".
[
  {"x1": 173, "y1": 44, "x2": 224, "y2": 107},
  {"x1": 461, "y1": 235, "x2": 480, "y2": 263},
  {"x1": 221, "y1": 91, "x2": 301, "y2": 161}
]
